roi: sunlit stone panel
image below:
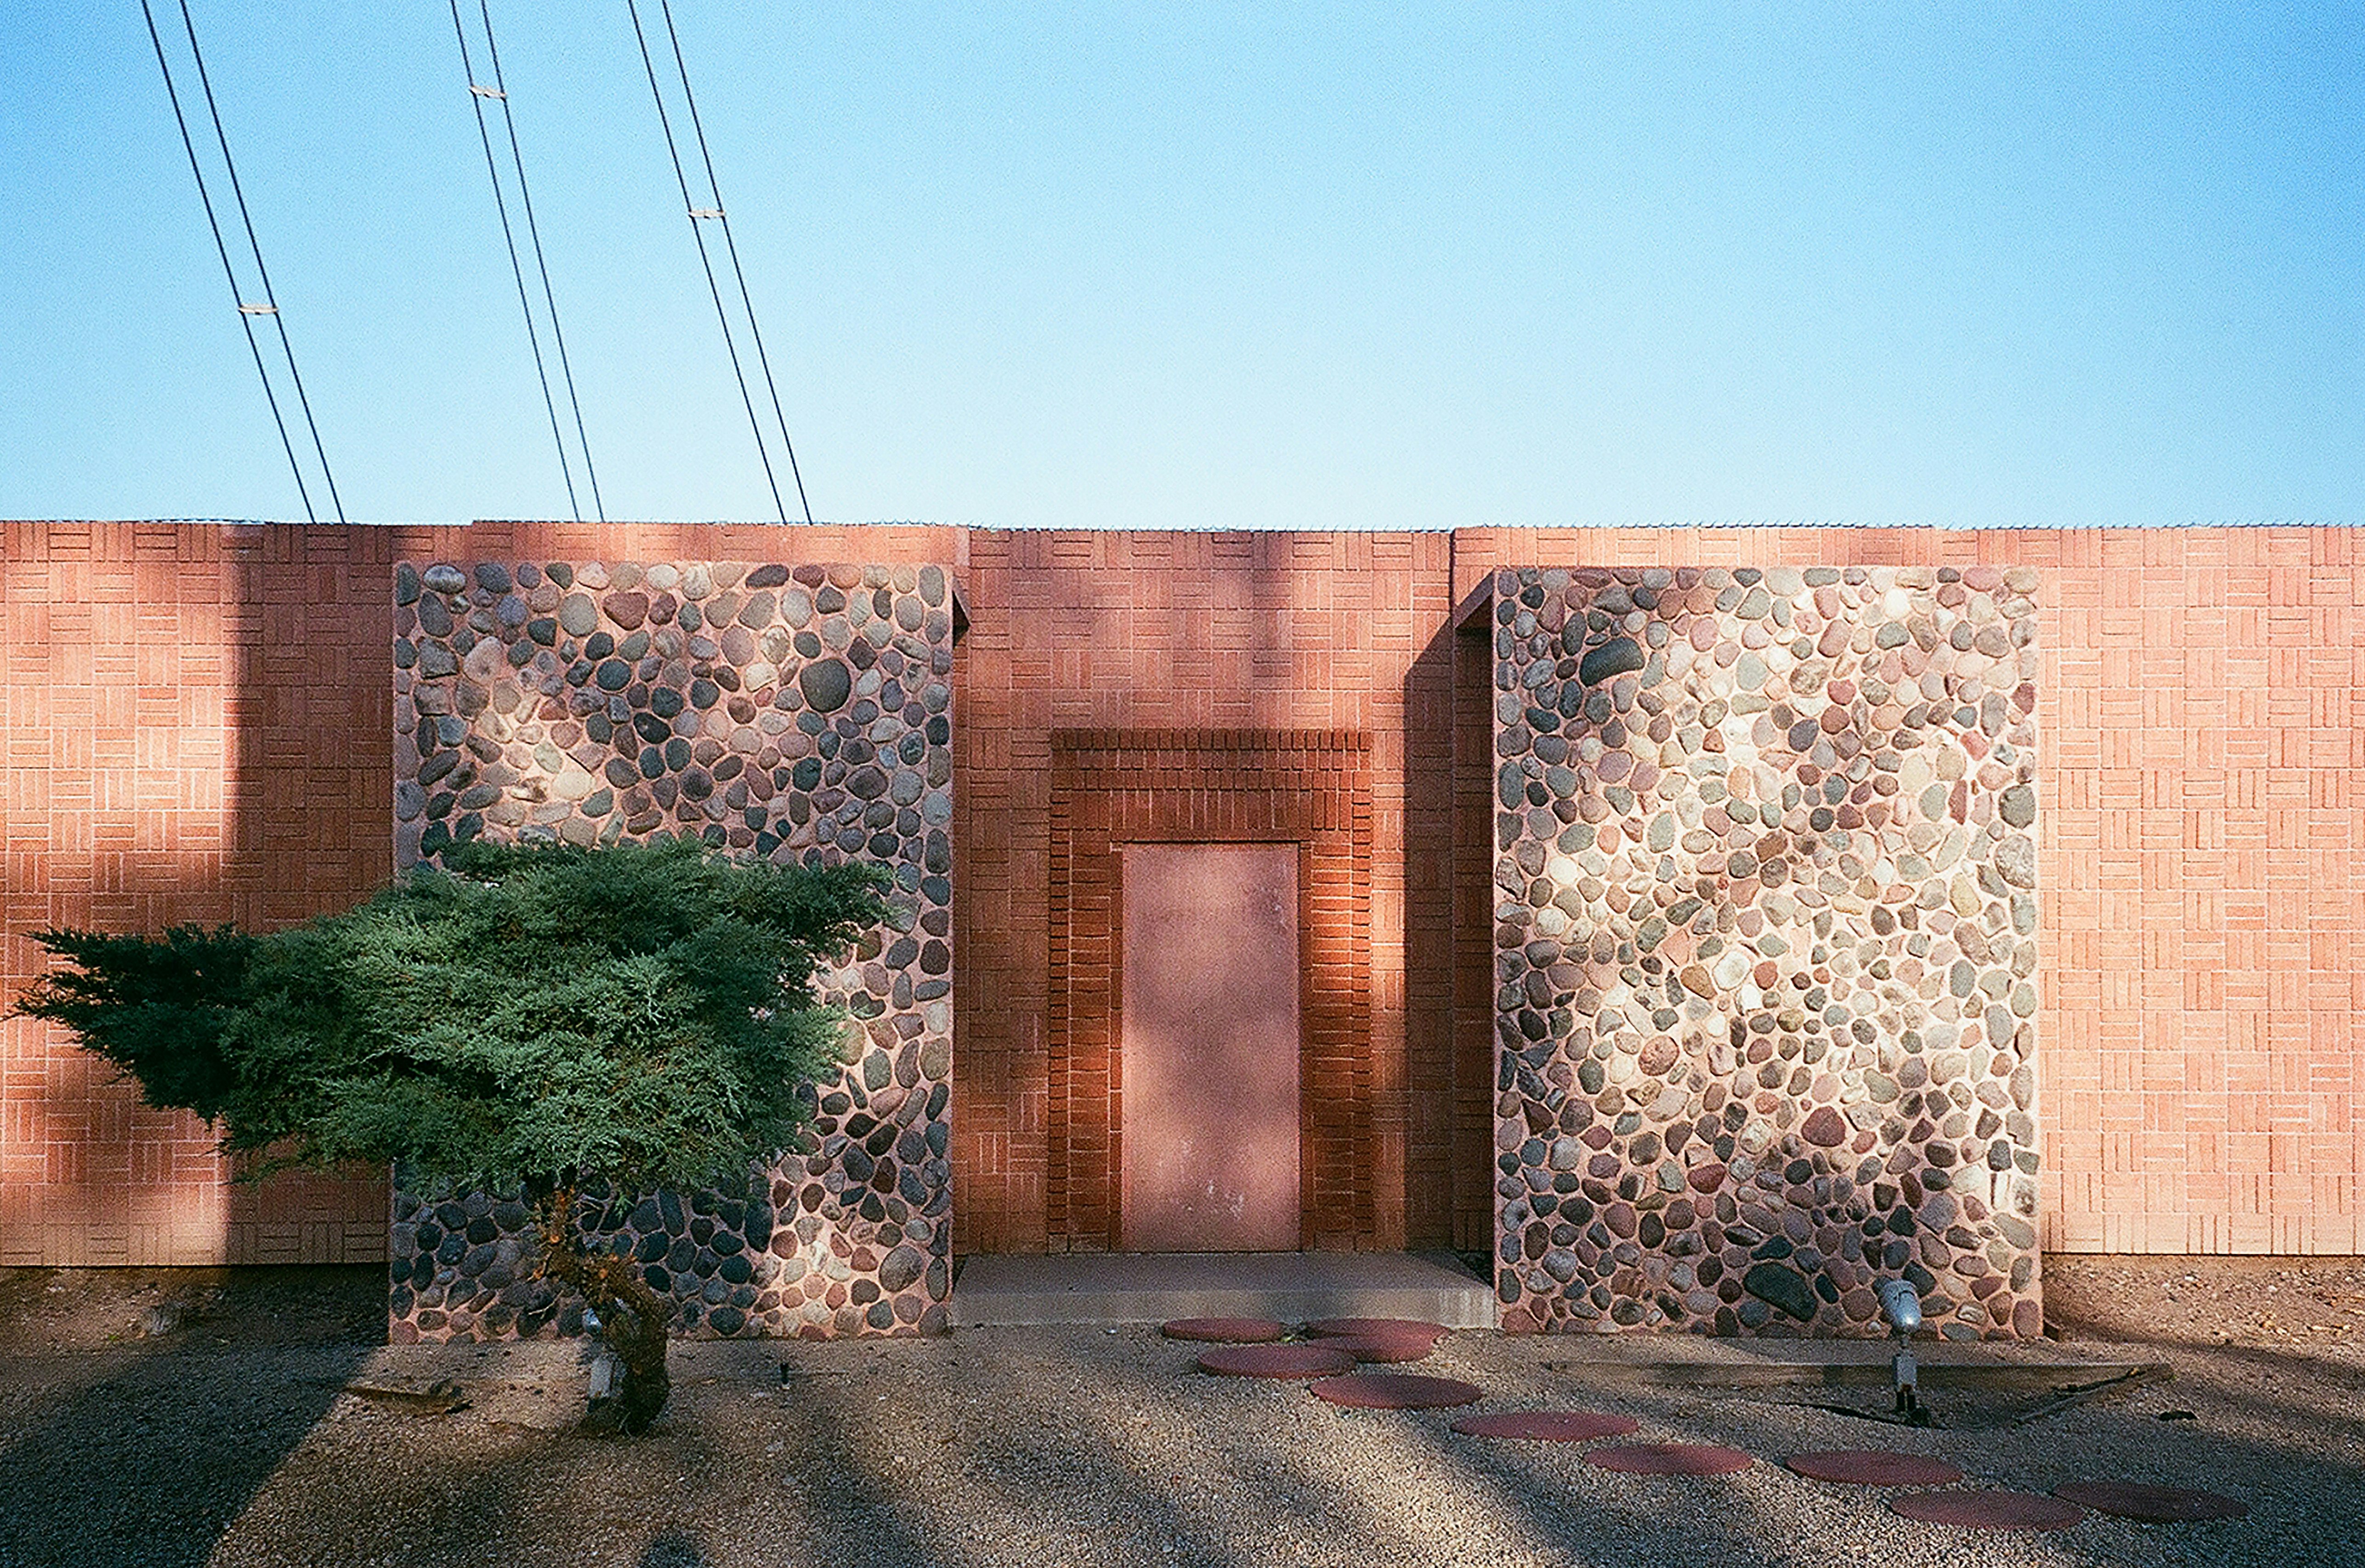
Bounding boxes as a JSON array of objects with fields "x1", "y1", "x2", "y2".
[{"x1": 1491, "y1": 565, "x2": 2042, "y2": 1338}]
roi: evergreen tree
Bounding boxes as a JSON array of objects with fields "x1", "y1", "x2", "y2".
[{"x1": 12, "y1": 838, "x2": 885, "y2": 1434}]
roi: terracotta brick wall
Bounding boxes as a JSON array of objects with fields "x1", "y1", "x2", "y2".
[
  {"x1": 0, "y1": 521, "x2": 392, "y2": 1264},
  {"x1": 5, "y1": 521, "x2": 2359, "y2": 1268},
  {"x1": 0, "y1": 521, "x2": 955, "y2": 1269}
]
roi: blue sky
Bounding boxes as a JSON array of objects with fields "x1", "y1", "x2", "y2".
[{"x1": 2, "y1": 4, "x2": 2359, "y2": 528}]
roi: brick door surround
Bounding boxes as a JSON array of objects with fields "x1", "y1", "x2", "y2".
[{"x1": 1047, "y1": 730, "x2": 1375, "y2": 1251}]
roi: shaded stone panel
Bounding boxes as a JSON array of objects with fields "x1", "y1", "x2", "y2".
[
  {"x1": 1490, "y1": 565, "x2": 2042, "y2": 1338},
  {"x1": 387, "y1": 559, "x2": 956, "y2": 1340}
]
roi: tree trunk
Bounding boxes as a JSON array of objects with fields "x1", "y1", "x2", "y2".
[{"x1": 533, "y1": 1189, "x2": 672, "y2": 1435}]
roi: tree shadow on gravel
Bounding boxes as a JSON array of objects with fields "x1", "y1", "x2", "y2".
[
  {"x1": 2043, "y1": 1322, "x2": 2365, "y2": 1439},
  {"x1": 778, "y1": 1335, "x2": 1270, "y2": 1568},
  {"x1": 1391, "y1": 1353, "x2": 2364, "y2": 1568},
  {"x1": 0, "y1": 1336, "x2": 373, "y2": 1568}
]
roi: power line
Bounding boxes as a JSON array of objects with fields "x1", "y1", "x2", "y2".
[
  {"x1": 625, "y1": 0, "x2": 814, "y2": 523},
  {"x1": 141, "y1": 0, "x2": 344, "y2": 522},
  {"x1": 658, "y1": 1, "x2": 811, "y2": 526},
  {"x1": 451, "y1": 0, "x2": 605, "y2": 522}
]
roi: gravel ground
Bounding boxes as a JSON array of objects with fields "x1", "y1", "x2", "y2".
[{"x1": 0, "y1": 1257, "x2": 2359, "y2": 1568}]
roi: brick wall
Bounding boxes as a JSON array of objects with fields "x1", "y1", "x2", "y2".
[
  {"x1": 0, "y1": 521, "x2": 956, "y2": 1270},
  {"x1": 4, "y1": 521, "x2": 2359, "y2": 1269},
  {"x1": 0, "y1": 522, "x2": 391, "y2": 1264}
]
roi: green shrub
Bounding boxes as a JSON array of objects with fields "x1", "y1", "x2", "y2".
[{"x1": 14, "y1": 837, "x2": 886, "y2": 1431}]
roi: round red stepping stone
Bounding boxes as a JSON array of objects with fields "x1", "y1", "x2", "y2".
[
  {"x1": 1322, "y1": 1330, "x2": 1438, "y2": 1364},
  {"x1": 1785, "y1": 1450, "x2": 1965, "y2": 1486},
  {"x1": 2053, "y1": 1481, "x2": 2248, "y2": 1522},
  {"x1": 1889, "y1": 1491, "x2": 2086, "y2": 1530},
  {"x1": 1309, "y1": 1372, "x2": 1484, "y2": 1409},
  {"x1": 1584, "y1": 1443, "x2": 1754, "y2": 1476},
  {"x1": 1305, "y1": 1317, "x2": 1451, "y2": 1342},
  {"x1": 1160, "y1": 1317, "x2": 1285, "y2": 1343},
  {"x1": 1195, "y1": 1343, "x2": 1356, "y2": 1379},
  {"x1": 1452, "y1": 1410, "x2": 1641, "y2": 1442}
]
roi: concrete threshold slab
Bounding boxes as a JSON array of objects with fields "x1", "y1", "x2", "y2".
[{"x1": 953, "y1": 1251, "x2": 1499, "y2": 1328}]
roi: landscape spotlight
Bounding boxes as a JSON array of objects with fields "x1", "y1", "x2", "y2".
[
  {"x1": 1877, "y1": 1279, "x2": 1923, "y2": 1336},
  {"x1": 1877, "y1": 1279, "x2": 1928, "y2": 1424}
]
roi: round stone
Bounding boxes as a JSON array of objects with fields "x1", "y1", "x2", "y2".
[
  {"x1": 799, "y1": 659, "x2": 852, "y2": 713},
  {"x1": 1161, "y1": 1317, "x2": 1286, "y2": 1343},
  {"x1": 1304, "y1": 1318, "x2": 1450, "y2": 1342},
  {"x1": 1888, "y1": 1491, "x2": 2085, "y2": 1529},
  {"x1": 1579, "y1": 636, "x2": 1646, "y2": 685},
  {"x1": 1196, "y1": 1344, "x2": 1355, "y2": 1379},
  {"x1": 1585, "y1": 1444, "x2": 1754, "y2": 1476},
  {"x1": 1323, "y1": 1330, "x2": 1437, "y2": 1364},
  {"x1": 1786, "y1": 1451, "x2": 1964, "y2": 1486},
  {"x1": 1799, "y1": 1106, "x2": 1849, "y2": 1147},
  {"x1": 877, "y1": 1245, "x2": 924, "y2": 1293},
  {"x1": 1309, "y1": 1373, "x2": 1482, "y2": 1409},
  {"x1": 1452, "y1": 1411, "x2": 1640, "y2": 1442},
  {"x1": 422, "y1": 563, "x2": 466, "y2": 594},
  {"x1": 2051, "y1": 1481, "x2": 2247, "y2": 1522}
]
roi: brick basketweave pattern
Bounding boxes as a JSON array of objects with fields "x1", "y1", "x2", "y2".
[
  {"x1": 1046, "y1": 730, "x2": 1374, "y2": 1251},
  {"x1": 386, "y1": 559, "x2": 956, "y2": 1341},
  {"x1": 1491, "y1": 566, "x2": 2042, "y2": 1337},
  {"x1": 0, "y1": 522, "x2": 395, "y2": 1266},
  {"x1": 3, "y1": 522, "x2": 2362, "y2": 1275}
]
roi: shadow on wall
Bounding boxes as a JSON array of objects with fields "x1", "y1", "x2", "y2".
[{"x1": 1397, "y1": 557, "x2": 1465, "y2": 1254}]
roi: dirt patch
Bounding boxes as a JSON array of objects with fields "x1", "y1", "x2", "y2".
[
  {"x1": 2041, "y1": 1253, "x2": 2365, "y2": 1366},
  {"x1": 4, "y1": 1255, "x2": 2358, "y2": 1358}
]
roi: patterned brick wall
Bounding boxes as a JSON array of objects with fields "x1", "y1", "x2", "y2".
[
  {"x1": 0, "y1": 521, "x2": 955, "y2": 1272},
  {"x1": 0, "y1": 522, "x2": 391, "y2": 1265},
  {"x1": 951, "y1": 530, "x2": 1459, "y2": 1255},
  {"x1": 1454, "y1": 526, "x2": 2365, "y2": 1257},
  {"x1": 1045, "y1": 730, "x2": 1374, "y2": 1250}
]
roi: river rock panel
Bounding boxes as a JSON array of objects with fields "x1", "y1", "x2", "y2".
[
  {"x1": 1491, "y1": 566, "x2": 2042, "y2": 1339},
  {"x1": 387, "y1": 560, "x2": 956, "y2": 1340}
]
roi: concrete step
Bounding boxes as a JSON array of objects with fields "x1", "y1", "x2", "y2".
[{"x1": 953, "y1": 1251, "x2": 1498, "y2": 1329}]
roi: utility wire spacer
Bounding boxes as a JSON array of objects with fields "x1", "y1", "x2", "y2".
[
  {"x1": 468, "y1": 83, "x2": 507, "y2": 99},
  {"x1": 236, "y1": 302, "x2": 277, "y2": 315}
]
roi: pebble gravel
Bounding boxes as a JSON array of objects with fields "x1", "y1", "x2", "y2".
[{"x1": 2, "y1": 1262, "x2": 2358, "y2": 1568}]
